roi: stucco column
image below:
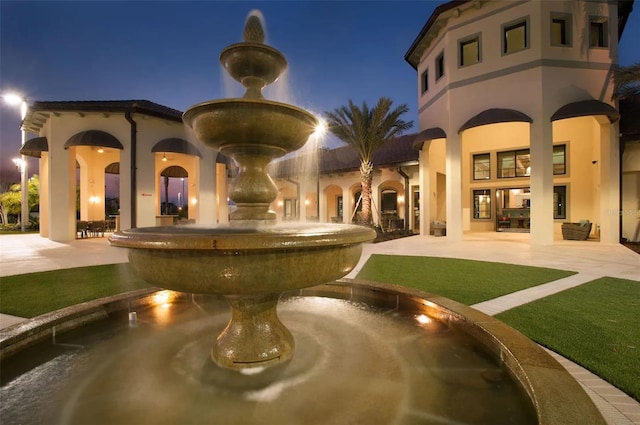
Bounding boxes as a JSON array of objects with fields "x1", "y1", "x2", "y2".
[
  {"x1": 119, "y1": 144, "x2": 132, "y2": 230},
  {"x1": 418, "y1": 145, "x2": 431, "y2": 236},
  {"x1": 446, "y1": 134, "x2": 463, "y2": 241},
  {"x1": 318, "y1": 182, "x2": 326, "y2": 223},
  {"x1": 530, "y1": 118, "x2": 554, "y2": 245},
  {"x1": 48, "y1": 138, "x2": 76, "y2": 242},
  {"x1": 599, "y1": 119, "x2": 620, "y2": 243},
  {"x1": 343, "y1": 186, "x2": 352, "y2": 224},
  {"x1": 197, "y1": 150, "x2": 217, "y2": 225},
  {"x1": 371, "y1": 179, "x2": 381, "y2": 226},
  {"x1": 215, "y1": 162, "x2": 229, "y2": 223},
  {"x1": 39, "y1": 153, "x2": 50, "y2": 238}
]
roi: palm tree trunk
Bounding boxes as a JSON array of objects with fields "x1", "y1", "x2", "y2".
[{"x1": 360, "y1": 161, "x2": 374, "y2": 225}]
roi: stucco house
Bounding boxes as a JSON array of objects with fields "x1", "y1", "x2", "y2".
[
  {"x1": 20, "y1": 100, "x2": 228, "y2": 241},
  {"x1": 18, "y1": 0, "x2": 638, "y2": 244},
  {"x1": 405, "y1": 0, "x2": 637, "y2": 244}
]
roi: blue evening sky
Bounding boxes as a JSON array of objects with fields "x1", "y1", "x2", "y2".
[{"x1": 1, "y1": 1, "x2": 639, "y2": 182}]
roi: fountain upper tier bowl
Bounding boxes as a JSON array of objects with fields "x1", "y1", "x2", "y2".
[
  {"x1": 109, "y1": 223, "x2": 376, "y2": 295},
  {"x1": 183, "y1": 98, "x2": 318, "y2": 156}
]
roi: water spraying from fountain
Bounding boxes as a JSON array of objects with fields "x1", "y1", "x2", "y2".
[{"x1": 109, "y1": 10, "x2": 376, "y2": 370}]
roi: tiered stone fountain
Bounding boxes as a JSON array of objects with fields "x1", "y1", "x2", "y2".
[{"x1": 109, "y1": 14, "x2": 376, "y2": 370}]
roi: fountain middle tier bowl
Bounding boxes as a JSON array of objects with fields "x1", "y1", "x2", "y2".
[
  {"x1": 183, "y1": 98, "x2": 318, "y2": 155},
  {"x1": 109, "y1": 223, "x2": 376, "y2": 295}
]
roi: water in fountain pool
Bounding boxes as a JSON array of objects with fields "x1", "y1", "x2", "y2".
[{"x1": 0, "y1": 293, "x2": 536, "y2": 425}]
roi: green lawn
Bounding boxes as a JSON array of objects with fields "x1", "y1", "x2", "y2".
[
  {"x1": 3, "y1": 257, "x2": 637, "y2": 402},
  {"x1": 497, "y1": 277, "x2": 640, "y2": 402},
  {"x1": 0, "y1": 264, "x2": 152, "y2": 318},
  {"x1": 356, "y1": 254, "x2": 576, "y2": 305}
]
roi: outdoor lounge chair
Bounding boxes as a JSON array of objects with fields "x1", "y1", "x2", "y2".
[{"x1": 561, "y1": 221, "x2": 592, "y2": 240}]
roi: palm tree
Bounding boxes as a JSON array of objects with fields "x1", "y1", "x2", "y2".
[
  {"x1": 325, "y1": 97, "x2": 413, "y2": 225},
  {"x1": 613, "y1": 62, "x2": 640, "y2": 99}
]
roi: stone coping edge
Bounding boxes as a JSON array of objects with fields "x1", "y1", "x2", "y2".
[
  {"x1": 0, "y1": 280, "x2": 606, "y2": 425},
  {"x1": 331, "y1": 278, "x2": 606, "y2": 425},
  {"x1": 0, "y1": 288, "x2": 160, "y2": 361}
]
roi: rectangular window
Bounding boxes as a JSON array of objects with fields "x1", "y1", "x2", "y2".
[
  {"x1": 551, "y1": 19, "x2": 567, "y2": 45},
  {"x1": 421, "y1": 69, "x2": 429, "y2": 94},
  {"x1": 553, "y1": 144, "x2": 566, "y2": 175},
  {"x1": 473, "y1": 189, "x2": 491, "y2": 219},
  {"x1": 554, "y1": 186, "x2": 567, "y2": 219},
  {"x1": 503, "y1": 19, "x2": 528, "y2": 54},
  {"x1": 473, "y1": 153, "x2": 490, "y2": 180},
  {"x1": 498, "y1": 149, "x2": 530, "y2": 178},
  {"x1": 550, "y1": 13, "x2": 572, "y2": 46},
  {"x1": 590, "y1": 18, "x2": 608, "y2": 48},
  {"x1": 284, "y1": 199, "x2": 297, "y2": 220},
  {"x1": 436, "y1": 51, "x2": 445, "y2": 80},
  {"x1": 460, "y1": 36, "x2": 480, "y2": 66}
]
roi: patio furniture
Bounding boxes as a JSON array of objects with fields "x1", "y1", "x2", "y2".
[
  {"x1": 76, "y1": 221, "x2": 89, "y2": 238},
  {"x1": 432, "y1": 220, "x2": 446, "y2": 237},
  {"x1": 562, "y1": 221, "x2": 592, "y2": 240},
  {"x1": 498, "y1": 216, "x2": 511, "y2": 229},
  {"x1": 87, "y1": 220, "x2": 106, "y2": 237}
]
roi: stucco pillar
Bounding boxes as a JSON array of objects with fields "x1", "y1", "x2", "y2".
[
  {"x1": 530, "y1": 118, "x2": 554, "y2": 245},
  {"x1": 446, "y1": 134, "x2": 463, "y2": 241},
  {"x1": 371, "y1": 179, "x2": 381, "y2": 226},
  {"x1": 48, "y1": 140, "x2": 76, "y2": 242},
  {"x1": 599, "y1": 120, "x2": 620, "y2": 243},
  {"x1": 343, "y1": 187, "x2": 352, "y2": 224},
  {"x1": 39, "y1": 153, "x2": 49, "y2": 238},
  {"x1": 197, "y1": 150, "x2": 217, "y2": 225},
  {"x1": 418, "y1": 145, "x2": 431, "y2": 236},
  {"x1": 318, "y1": 182, "x2": 326, "y2": 223},
  {"x1": 119, "y1": 143, "x2": 132, "y2": 231},
  {"x1": 215, "y1": 162, "x2": 229, "y2": 223}
]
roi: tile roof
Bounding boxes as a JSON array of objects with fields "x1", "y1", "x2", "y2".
[
  {"x1": 23, "y1": 100, "x2": 183, "y2": 133},
  {"x1": 272, "y1": 133, "x2": 419, "y2": 178}
]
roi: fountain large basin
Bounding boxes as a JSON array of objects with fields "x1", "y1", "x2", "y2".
[
  {"x1": 0, "y1": 281, "x2": 606, "y2": 425},
  {"x1": 109, "y1": 223, "x2": 374, "y2": 294}
]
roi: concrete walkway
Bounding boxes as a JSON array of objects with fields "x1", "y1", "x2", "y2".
[{"x1": 1, "y1": 232, "x2": 639, "y2": 424}]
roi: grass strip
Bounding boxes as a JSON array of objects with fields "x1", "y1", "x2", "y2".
[
  {"x1": 497, "y1": 277, "x2": 640, "y2": 402},
  {"x1": 356, "y1": 254, "x2": 576, "y2": 305},
  {"x1": 0, "y1": 264, "x2": 152, "y2": 318}
]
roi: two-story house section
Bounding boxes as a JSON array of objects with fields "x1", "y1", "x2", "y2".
[{"x1": 406, "y1": 0, "x2": 634, "y2": 244}]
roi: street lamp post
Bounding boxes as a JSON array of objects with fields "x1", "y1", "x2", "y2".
[{"x1": 3, "y1": 94, "x2": 29, "y2": 232}]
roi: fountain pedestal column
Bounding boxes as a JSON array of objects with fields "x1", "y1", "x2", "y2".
[{"x1": 214, "y1": 293, "x2": 293, "y2": 368}]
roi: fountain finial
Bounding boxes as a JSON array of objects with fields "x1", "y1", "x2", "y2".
[{"x1": 244, "y1": 14, "x2": 265, "y2": 43}]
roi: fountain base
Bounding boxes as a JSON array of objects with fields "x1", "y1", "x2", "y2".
[{"x1": 213, "y1": 293, "x2": 293, "y2": 369}]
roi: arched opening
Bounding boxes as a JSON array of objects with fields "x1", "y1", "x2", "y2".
[
  {"x1": 159, "y1": 166, "x2": 189, "y2": 221},
  {"x1": 105, "y1": 162, "x2": 120, "y2": 231}
]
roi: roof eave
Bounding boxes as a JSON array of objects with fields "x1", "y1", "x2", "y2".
[{"x1": 404, "y1": 0, "x2": 471, "y2": 70}]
